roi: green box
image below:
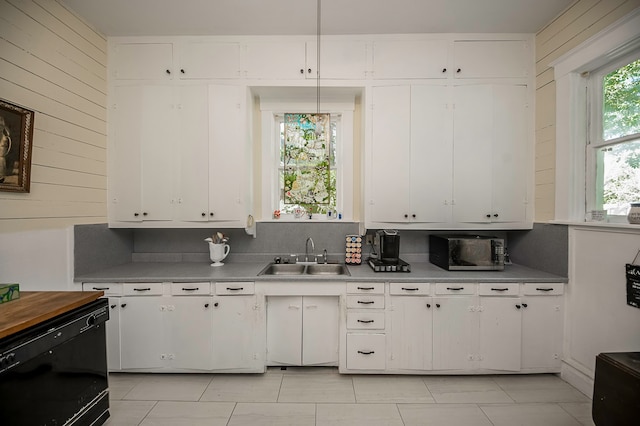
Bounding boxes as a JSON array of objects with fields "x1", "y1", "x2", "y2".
[{"x1": 0, "y1": 283, "x2": 20, "y2": 304}]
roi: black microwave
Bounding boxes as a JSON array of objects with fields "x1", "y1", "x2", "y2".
[{"x1": 429, "y1": 235, "x2": 505, "y2": 271}]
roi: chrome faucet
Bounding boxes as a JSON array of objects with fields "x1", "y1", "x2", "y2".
[{"x1": 305, "y1": 237, "x2": 315, "y2": 262}]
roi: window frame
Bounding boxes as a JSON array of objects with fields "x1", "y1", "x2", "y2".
[{"x1": 586, "y1": 51, "x2": 640, "y2": 221}]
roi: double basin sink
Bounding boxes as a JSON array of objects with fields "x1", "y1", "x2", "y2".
[{"x1": 258, "y1": 263, "x2": 350, "y2": 276}]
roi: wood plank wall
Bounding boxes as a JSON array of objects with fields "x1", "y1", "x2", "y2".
[
  {"x1": 0, "y1": 0, "x2": 107, "y2": 232},
  {"x1": 534, "y1": 0, "x2": 640, "y2": 221}
]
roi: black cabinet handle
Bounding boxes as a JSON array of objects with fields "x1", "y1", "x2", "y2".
[
  {"x1": 357, "y1": 319, "x2": 374, "y2": 323},
  {"x1": 456, "y1": 68, "x2": 461, "y2": 73},
  {"x1": 493, "y1": 213, "x2": 499, "y2": 217},
  {"x1": 143, "y1": 212, "x2": 148, "y2": 216},
  {"x1": 92, "y1": 287, "x2": 109, "y2": 290},
  {"x1": 204, "y1": 303, "x2": 209, "y2": 308},
  {"x1": 442, "y1": 68, "x2": 447, "y2": 72},
  {"x1": 536, "y1": 287, "x2": 554, "y2": 292},
  {"x1": 120, "y1": 303, "x2": 127, "y2": 308},
  {"x1": 357, "y1": 287, "x2": 375, "y2": 290},
  {"x1": 180, "y1": 69, "x2": 185, "y2": 74},
  {"x1": 516, "y1": 304, "x2": 521, "y2": 309},
  {"x1": 226, "y1": 287, "x2": 244, "y2": 291},
  {"x1": 426, "y1": 303, "x2": 431, "y2": 308},
  {"x1": 412, "y1": 214, "x2": 416, "y2": 218},
  {"x1": 300, "y1": 69, "x2": 304, "y2": 74},
  {"x1": 357, "y1": 350, "x2": 375, "y2": 355},
  {"x1": 522, "y1": 303, "x2": 528, "y2": 308},
  {"x1": 134, "y1": 287, "x2": 151, "y2": 291},
  {"x1": 110, "y1": 304, "x2": 117, "y2": 309},
  {"x1": 436, "y1": 303, "x2": 441, "y2": 308},
  {"x1": 214, "y1": 302, "x2": 219, "y2": 307},
  {"x1": 209, "y1": 212, "x2": 214, "y2": 217},
  {"x1": 201, "y1": 212, "x2": 206, "y2": 217},
  {"x1": 134, "y1": 212, "x2": 139, "y2": 217},
  {"x1": 446, "y1": 287, "x2": 464, "y2": 291},
  {"x1": 308, "y1": 68, "x2": 312, "y2": 73},
  {"x1": 182, "y1": 287, "x2": 199, "y2": 291},
  {"x1": 404, "y1": 214, "x2": 408, "y2": 218},
  {"x1": 402, "y1": 287, "x2": 419, "y2": 291},
  {"x1": 486, "y1": 214, "x2": 491, "y2": 218},
  {"x1": 357, "y1": 300, "x2": 375, "y2": 304},
  {"x1": 166, "y1": 69, "x2": 171, "y2": 74},
  {"x1": 491, "y1": 288, "x2": 509, "y2": 292}
]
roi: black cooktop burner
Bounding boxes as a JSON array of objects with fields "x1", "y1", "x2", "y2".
[{"x1": 368, "y1": 258, "x2": 411, "y2": 272}]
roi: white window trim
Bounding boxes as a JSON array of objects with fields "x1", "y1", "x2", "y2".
[
  {"x1": 259, "y1": 98, "x2": 355, "y2": 221},
  {"x1": 551, "y1": 8, "x2": 640, "y2": 223}
]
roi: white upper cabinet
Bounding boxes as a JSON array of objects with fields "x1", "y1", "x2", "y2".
[
  {"x1": 453, "y1": 40, "x2": 530, "y2": 79},
  {"x1": 372, "y1": 40, "x2": 448, "y2": 79},
  {"x1": 306, "y1": 40, "x2": 369, "y2": 79},
  {"x1": 177, "y1": 41, "x2": 241, "y2": 79},
  {"x1": 112, "y1": 43, "x2": 174, "y2": 80},
  {"x1": 243, "y1": 40, "x2": 308, "y2": 79}
]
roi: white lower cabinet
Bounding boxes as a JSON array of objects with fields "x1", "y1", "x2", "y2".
[
  {"x1": 266, "y1": 296, "x2": 339, "y2": 366},
  {"x1": 478, "y1": 296, "x2": 522, "y2": 371},
  {"x1": 169, "y1": 295, "x2": 214, "y2": 370},
  {"x1": 119, "y1": 295, "x2": 166, "y2": 370},
  {"x1": 432, "y1": 295, "x2": 477, "y2": 370}
]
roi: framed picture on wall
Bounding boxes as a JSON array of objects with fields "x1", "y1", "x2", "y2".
[{"x1": 0, "y1": 99, "x2": 34, "y2": 193}]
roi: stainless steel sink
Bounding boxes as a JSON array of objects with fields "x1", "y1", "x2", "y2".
[{"x1": 258, "y1": 263, "x2": 350, "y2": 276}]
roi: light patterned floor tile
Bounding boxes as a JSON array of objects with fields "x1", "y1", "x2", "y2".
[
  {"x1": 228, "y1": 402, "x2": 315, "y2": 426},
  {"x1": 139, "y1": 401, "x2": 234, "y2": 426},
  {"x1": 424, "y1": 375, "x2": 514, "y2": 403},
  {"x1": 105, "y1": 400, "x2": 157, "y2": 426},
  {"x1": 560, "y1": 402, "x2": 596, "y2": 426},
  {"x1": 278, "y1": 373, "x2": 355, "y2": 403},
  {"x1": 398, "y1": 403, "x2": 494, "y2": 426},
  {"x1": 123, "y1": 374, "x2": 212, "y2": 401},
  {"x1": 108, "y1": 373, "x2": 148, "y2": 400},
  {"x1": 200, "y1": 373, "x2": 283, "y2": 402},
  {"x1": 353, "y1": 375, "x2": 435, "y2": 403},
  {"x1": 493, "y1": 374, "x2": 589, "y2": 403},
  {"x1": 480, "y1": 403, "x2": 582, "y2": 426},
  {"x1": 316, "y1": 403, "x2": 403, "y2": 426}
]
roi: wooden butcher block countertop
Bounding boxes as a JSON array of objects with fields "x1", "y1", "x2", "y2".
[{"x1": 0, "y1": 291, "x2": 104, "y2": 340}]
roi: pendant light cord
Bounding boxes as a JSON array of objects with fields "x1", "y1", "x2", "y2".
[{"x1": 316, "y1": 0, "x2": 321, "y2": 115}]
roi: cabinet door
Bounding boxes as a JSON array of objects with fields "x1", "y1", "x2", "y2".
[
  {"x1": 521, "y1": 296, "x2": 563, "y2": 370},
  {"x1": 119, "y1": 296, "x2": 165, "y2": 370},
  {"x1": 410, "y1": 85, "x2": 453, "y2": 223},
  {"x1": 306, "y1": 40, "x2": 369, "y2": 79},
  {"x1": 208, "y1": 84, "x2": 245, "y2": 222},
  {"x1": 453, "y1": 40, "x2": 529, "y2": 79},
  {"x1": 169, "y1": 296, "x2": 214, "y2": 370},
  {"x1": 372, "y1": 40, "x2": 448, "y2": 79},
  {"x1": 478, "y1": 297, "x2": 522, "y2": 371},
  {"x1": 243, "y1": 41, "x2": 307, "y2": 79},
  {"x1": 389, "y1": 296, "x2": 433, "y2": 370},
  {"x1": 266, "y1": 296, "x2": 302, "y2": 365},
  {"x1": 112, "y1": 43, "x2": 173, "y2": 80},
  {"x1": 178, "y1": 41, "x2": 241, "y2": 79},
  {"x1": 212, "y1": 295, "x2": 262, "y2": 370},
  {"x1": 490, "y1": 85, "x2": 528, "y2": 223},
  {"x1": 112, "y1": 85, "x2": 175, "y2": 222},
  {"x1": 176, "y1": 85, "x2": 210, "y2": 221},
  {"x1": 106, "y1": 297, "x2": 121, "y2": 371},
  {"x1": 369, "y1": 86, "x2": 411, "y2": 222},
  {"x1": 432, "y1": 296, "x2": 477, "y2": 370},
  {"x1": 302, "y1": 296, "x2": 339, "y2": 366},
  {"x1": 452, "y1": 84, "x2": 493, "y2": 223}
]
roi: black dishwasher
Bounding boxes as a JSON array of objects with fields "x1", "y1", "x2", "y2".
[{"x1": 0, "y1": 298, "x2": 110, "y2": 426}]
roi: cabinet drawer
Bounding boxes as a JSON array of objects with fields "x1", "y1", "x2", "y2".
[
  {"x1": 215, "y1": 281, "x2": 255, "y2": 295},
  {"x1": 389, "y1": 282, "x2": 430, "y2": 295},
  {"x1": 122, "y1": 282, "x2": 164, "y2": 296},
  {"x1": 435, "y1": 283, "x2": 475, "y2": 295},
  {"x1": 347, "y1": 312, "x2": 385, "y2": 330},
  {"x1": 83, "y1": 283, "x2": 122, "y2": 296},
  {"x1": 346, "y1": 333, "x2": 386, "y2": 370},
  {"x1": 478, "y1": 283, "x2": 519, "y2": 296},
  {"x1": 523, "y1": 283, "x2": 564, "y2": 296},
  {"x1": 171, "y1": 282, "x2": 211, "y2": 295},
  {"x1": 347, "y1": 282, "x2": 384, "y2": 294},
  {"x1": 346, "y1": 295, "x2": 385, "y2": 309}
]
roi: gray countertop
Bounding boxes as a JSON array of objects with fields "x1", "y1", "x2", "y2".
[{"x1": 75, "y1": 261, "x2": 567, "y2": 283}]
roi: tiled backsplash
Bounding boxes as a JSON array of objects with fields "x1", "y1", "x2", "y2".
[{"x1": 74, "y1": 222, "x2": 568, "y2": 277}]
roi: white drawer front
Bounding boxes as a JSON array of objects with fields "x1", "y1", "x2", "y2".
[
  {"x1": 435, "y1": 283, "x2": 476, "y2": 295},
  {"x1": 123, "y1": 282, "x2": 164, "y2": 296},
  {"x1": 82, "y1": 283, "x2": 122, "y2": 296},
  {"x1": 389, "y1": 282, "x2": 430, "y2": 295},
  {"x1": 171, "y1": 282, "x2": 211, "y2": 295},
  {"x1": 478, "y1": 283, "x2": 520, "y2": 296},
  {"x1": 215, "y1": 281, "x2": 255, "y2": 295},
  {"x1": 346, "y1": 294, "x2": 385, "y2": 309},
  {"x1": 347, "y1": 333, "x2": 386, "y2": 370},
  {"x1": 347, "y1": 282, "x2": 384, "y2": 294},
  {"x1": 523, "y1": 283, "x2": 564, "y2": 295},
  {"x1": 347, "y1": 312, "x2": 385, "y2": 330}
]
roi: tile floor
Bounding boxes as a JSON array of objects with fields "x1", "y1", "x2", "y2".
[{"x1": 105, "y1": 368, "x2": 594, "y2": 426}]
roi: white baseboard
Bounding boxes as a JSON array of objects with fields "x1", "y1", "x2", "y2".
[{"x1": 561, "y1": 359, "x2": 594, "y2": 398}]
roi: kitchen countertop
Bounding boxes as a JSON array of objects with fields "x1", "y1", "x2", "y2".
[
  {"x1": 0, "y1": 291, "x2": 104, "y2": 340},
  {"x1": 74, "y1": 261, "x2": 566, "y2": 283}
]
